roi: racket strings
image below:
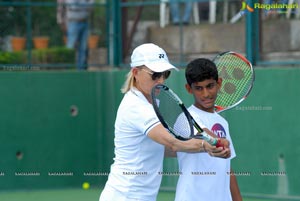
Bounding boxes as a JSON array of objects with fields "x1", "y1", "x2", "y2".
[
  {"x1": 214, "y1": 54, "x2": 253, "y2": 107},
  {"x1": 154, "y1": 89, "x2": 193, "y2": 139}
]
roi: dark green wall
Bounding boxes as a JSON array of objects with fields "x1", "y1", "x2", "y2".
[
  {"x1": 0, "y1": 71, "x2": 123, "y2": 190},
  {"x1": 0, "y1": 68, "x2": 299, "y2": 198}
]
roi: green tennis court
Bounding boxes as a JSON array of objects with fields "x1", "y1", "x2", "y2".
[{"x1": 0, "y1": 188, "x2": 282, "y2": 201}]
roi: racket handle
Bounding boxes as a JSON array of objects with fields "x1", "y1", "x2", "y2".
[
  {"x1": 201, "y1": 131, "x2": 218, "y2": 146},
  {"x1": 201, "y1": 132, "x2": 225, "y2": 149}
]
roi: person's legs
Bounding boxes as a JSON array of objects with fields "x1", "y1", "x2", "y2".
[
  {"x1": 66, "y1": 21, "x2": 79, "y2": 49},
  {"x1": 170, "y1": 0, "x2": 180, "y2": 24},
  {"x1": 77, "y1": 22, "x2": 89, "y2": 70},
  {"x1": 67, "y1": 21, "x2": 82, "y2": 69},
  {"x1": 182, "y1": 2, "x2": 193, "y2": 24}
]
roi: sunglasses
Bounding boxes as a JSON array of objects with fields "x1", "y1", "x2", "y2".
[{"x1": 141, "y1": 68, "x2": 171, "y2": 80}]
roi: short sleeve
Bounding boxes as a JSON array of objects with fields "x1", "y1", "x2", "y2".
[{"x1": 128, "y1": 103, "x2": 160, "y2": 135}]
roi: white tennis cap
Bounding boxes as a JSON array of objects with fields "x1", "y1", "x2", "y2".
[{"x1": 130, "y1": 43, "x2": 178, "y2": 72}]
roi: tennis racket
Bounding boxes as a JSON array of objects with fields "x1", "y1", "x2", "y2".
[
  {"x1": 151, "y1": 84, "x2": 222, "y2": 147},
  {"x1": 213, "y1": 51, "x2": 255, "y2": 113}
]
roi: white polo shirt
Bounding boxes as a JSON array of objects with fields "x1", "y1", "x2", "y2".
[
  {"x1": 175, "y1": 105, "x2": 236, "y2": 201},
  {"x1": 102, "y1": 88, "x2": 164, "y2": 200}
]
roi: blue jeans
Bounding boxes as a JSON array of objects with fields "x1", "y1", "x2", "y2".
[
  {"x1": 67, "y1": 21, "x2": 89, "y2": 70},
  {"x1": 170, "y1": 0, "x2": 193, "y2": 24}
]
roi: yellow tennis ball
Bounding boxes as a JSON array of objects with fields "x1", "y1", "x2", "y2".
[{"x1": 82, "y1": 182, "x2": 90, "y2": 190}]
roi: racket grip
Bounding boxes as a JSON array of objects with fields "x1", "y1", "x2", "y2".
[
  {"x1": 201, "y1": 131, "x2": 218, "y2": 146},
  {"x1": 201, "y1": 132, "x2": 224, "y2": 149}
]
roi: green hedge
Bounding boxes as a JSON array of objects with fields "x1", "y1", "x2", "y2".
[
  {"x1": 0, "y1": 47, "x2": 75, "y2": 64},
  {"x1": 0, "y1": 51, "x2": 25, "y2": 64}
]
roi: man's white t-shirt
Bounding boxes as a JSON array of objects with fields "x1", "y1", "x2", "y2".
[
  {"x1": 101, "y1": 88, "x2": 164, "y2": 201},
  {"x1": 175, "y1": 105, "x2": 236, "y2": 201}
]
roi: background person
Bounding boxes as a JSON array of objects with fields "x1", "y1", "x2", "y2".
[{"x1": 57, "y1": 0, "x2": 94, "y2": 70}]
